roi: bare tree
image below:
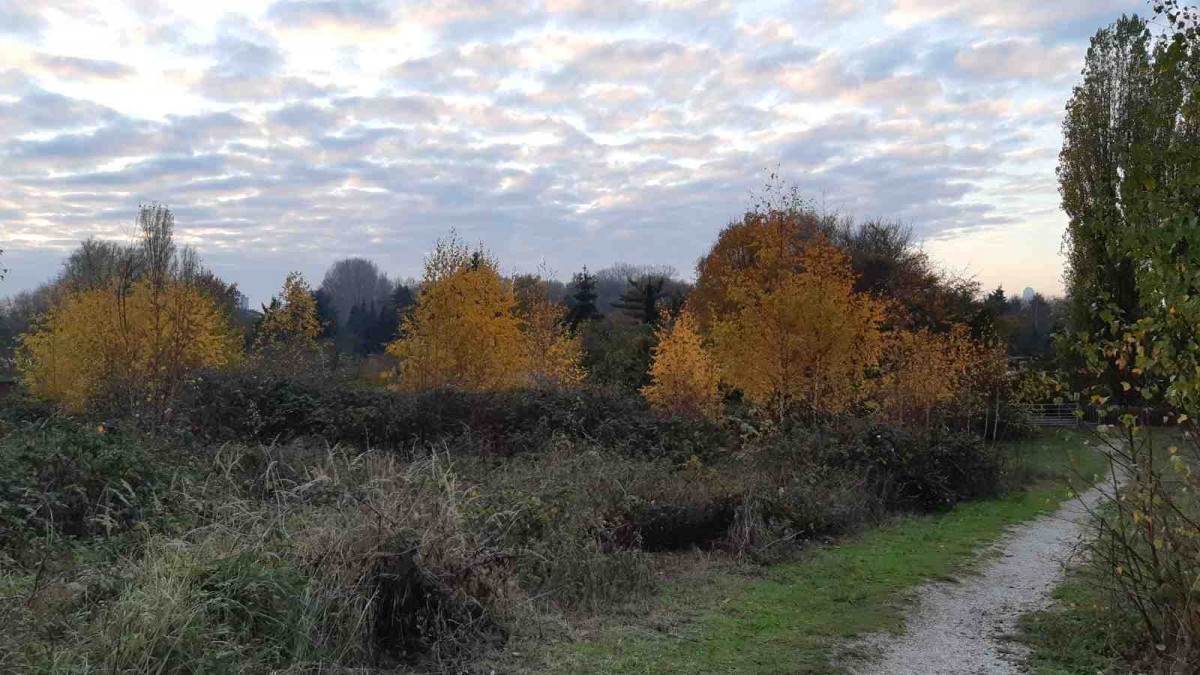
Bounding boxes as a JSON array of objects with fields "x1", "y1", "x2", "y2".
[
  {"x1": 61, "y1": 238, "x2": 134, "y2": 290},
  {"x1": 319, "y1": 257, "x2": 394, "y2": 329}
]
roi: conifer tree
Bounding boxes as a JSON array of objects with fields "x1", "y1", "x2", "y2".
[
  {"x1": 613, "y1": 275, "x2": 666, "y2": 325},
  {"x1": 567, "y1": 266, "x2": 601, "y2": 330}
]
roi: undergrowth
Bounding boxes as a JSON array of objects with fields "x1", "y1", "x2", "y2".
[{"x1": 1, "y1": 384, "x2": 1016, "y2": 673}]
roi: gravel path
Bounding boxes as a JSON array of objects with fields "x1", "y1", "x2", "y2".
[{"x1": 851, "y1": 484, "x2": 1113, "y2": 675}]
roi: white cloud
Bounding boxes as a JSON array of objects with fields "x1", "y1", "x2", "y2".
[{"x1": 955, "y1": 37, "x2": 1079, "y2": 81}]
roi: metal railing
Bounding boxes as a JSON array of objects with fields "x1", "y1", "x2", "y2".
[{"x1": 1022, "y1": 402, "x2": 1081, "y2": 427}]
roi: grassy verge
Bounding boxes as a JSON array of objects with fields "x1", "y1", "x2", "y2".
[
  {"x1": 502, "y1": 429, "x2": 1107, "y2": 674},
  {"x1": 1019, "y1": 572, "x2": 1142, "y2": 675},
  {"x1": 1019, "y1": 427, "x2": 1189, "y2": 674}
]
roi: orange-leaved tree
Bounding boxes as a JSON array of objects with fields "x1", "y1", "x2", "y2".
[
  {"x1": 642, "y1": 309, "x2": 721, "y2": 420},
  {"x1": 689, "y1": 204, "x2": 828, "y2": 333},
  {"x1": 690, "y1": 201, "x2": 886, "y2": 418},
  {"x1": 386, "y1": 234, "x2": 527, "y2": 390}
]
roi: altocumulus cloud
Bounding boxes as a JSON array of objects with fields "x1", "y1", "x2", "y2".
[{"x1": 0, "y1": 0, "x2": 1144, "y2": 302}]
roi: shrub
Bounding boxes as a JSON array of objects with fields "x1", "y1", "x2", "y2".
[
  {"x1": 1081, "y1": 423, "x2": 1200, "y2": 670},
  {"x1": 0, "y1": 417, "x2": 165, "y2": 552},
  {"x1": 825, "y1": 424, "x2": 1005, "y2": 512},
  {"x1": 171, "y1": 369, "x2": 729, "y2": 460}
]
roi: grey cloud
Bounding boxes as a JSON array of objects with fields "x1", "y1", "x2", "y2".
[
  {"x1": 269, "y1": 103, "x2": 343, "y2": 133},
  {"x1": 341, "y1": 95, "x2": 440, "y2": 124},
  {"x1": 954, "y1": 38, "x2": 1078, "y2": 81},
  {"x1": 34, "y1": 54, "x2": 135, "y2": 80},
  {"x1": 194, "y1": 23, "x2": 338, "y2": 102},
  {"x1": 267, "y1": 0, "x2": 394, "y2": 28},
  {"x1": 0, "y1": 0, "x2": 46, "y2": 36},
  {"x1": 0, "y1": 88, "x2": 121, "y2": 137},
  {"x1": 4, "y1": 119, "x2": 159, "y2": 163},
  {"x1": 888, "y1": 0, "x2": 1136, "y2": 31}
]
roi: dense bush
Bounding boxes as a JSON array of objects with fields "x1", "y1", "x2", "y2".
[
  {"x1": 0, "y1": 416, "x2": 166, "y2": 553},
  {"x1": 172, "y1": 369, "x2": 728, "y2": 459},
  {"x1": 826, "y1": 425, "x2": 1005, "y2": 512}
]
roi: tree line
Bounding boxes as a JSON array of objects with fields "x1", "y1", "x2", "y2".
[{"x1": 4, "y1": 176, "x2": 1056, "y2": 438}]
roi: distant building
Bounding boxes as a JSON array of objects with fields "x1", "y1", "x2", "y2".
[{"x1": 1022, "y1": 287, "x2": 1036, "y2": 304}]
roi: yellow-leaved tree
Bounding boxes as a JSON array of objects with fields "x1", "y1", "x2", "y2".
[
  {"x1": 690, "y1": 203, "x2": 887, "y2": 419},
  {"x1": 19, "y1": 205, "x2": 242, "y2": 413},
  {"x1": 19, "y1": 279, "x2": 240, "y2": 413},
  {"x1": 518, "y1": 280, "x2": 585, "y2": 388},
  {"x1": 254, "y1": 271, "x2": 322, "y2": 353},
  {"x1": 712, "y1": 239, "x2": 885, "y2": 417},
  {"x1": 387, "y1": 234, "x2": 527, "y2": 390},
  {"x1": 875, "y1": 326, "x2": 972, "y2": 427},
  {"x1": 642, "y1": 309, "x2": 720, "y2": 420}
]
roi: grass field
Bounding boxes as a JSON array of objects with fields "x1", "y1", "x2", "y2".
[{"x1": 498, "y1": 429, "x2": 1108, "y2": 674}]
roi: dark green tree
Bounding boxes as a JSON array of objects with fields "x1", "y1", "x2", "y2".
[
  {"x1": 1058, "y1": 11, "x2": 1196, "y2": 398},
  {"x1": 566, "y1": 266, "x2": 601, "y2": 330},
  {"x1": 313, "y1": 288, "x2": 339, "y2": 340},
  {"x1": 613, "y1": 275, "x2": 666, "y2": 326},
  {"x1": 1059, "y1": 14, "x2": 1186, "y2": 333}
]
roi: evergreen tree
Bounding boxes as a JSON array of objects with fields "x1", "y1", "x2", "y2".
[
  {"x1": 347, "y1": 302, "x2": 373, "y2": 355},
  {"x1": 613, "y1": 275, "x2": 666, "y2": 326},
  {"x1": 567, "y1": 266, "x2": 601, "y2": 331},
  {"x1": 313, "y1": 289, "x2": 338, "y2": 340},
  {"x1": 969, "y1": 286, "x2": 1009, "y2": 342},
  {"x1": 392, "y1": 284, "x2": 415, "y2": 312}
]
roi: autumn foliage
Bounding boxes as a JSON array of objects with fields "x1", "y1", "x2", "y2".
[
  {"x1": 874, "y1": 325, "x2": 1005, "y2": 427},
  {"x1": 387, "y1": 233, "x2": 583, "y2": 390},
  {"x1": 642, "y1": 310, "x2": 720, "y2": 420},
  {"x1": 255, "y1": 272, "x2": 322, "y2": 354},
  {"x1": 19, "y1": 279, "x2": 241, "y2": 412},
  {"x1": 685, "y1": 207, "x2": 887, "y2": 418},
  {"x1": 520, "y1": 289, "x2": 585, "y2": 388}
]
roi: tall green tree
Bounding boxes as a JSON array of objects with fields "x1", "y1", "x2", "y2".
[
  {"x1": 1058, "y1": 13, "x2": 1197, "y2": 398},
  {"x1": 1059, "y1": 15, "x2": 1186, "y2": 333},
  {"x1": 566, "y1": 266, "x2": 601, "y2": 330}
]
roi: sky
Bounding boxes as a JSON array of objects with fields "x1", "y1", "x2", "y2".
[{"x1": 0, "y1": 0, "x2": 1148, "y2": 305}]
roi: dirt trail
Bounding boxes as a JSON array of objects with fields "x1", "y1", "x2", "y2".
[{"x1": 851, "y1": 484, "x2": 1113, "y2": 674}]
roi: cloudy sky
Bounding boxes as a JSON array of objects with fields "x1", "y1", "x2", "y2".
[{"x1": 0, "y1": 0, "x2": 1146, "y2": 304}]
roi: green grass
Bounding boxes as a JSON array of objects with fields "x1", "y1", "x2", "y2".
[
  {"x1": 509, "y1": 429, "x2": 1105, "y2": 674},
  {"x1": 1018, "y1": 426, "x2": 1187, "y2": 675},
  {"x1": 1019, "y1": 572, "x2": 1142, "y2": 675}
]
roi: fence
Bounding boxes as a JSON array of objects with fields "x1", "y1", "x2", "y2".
[{"x1": 1023, "y1": 402, "x2": 1081, "y2": 427}]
